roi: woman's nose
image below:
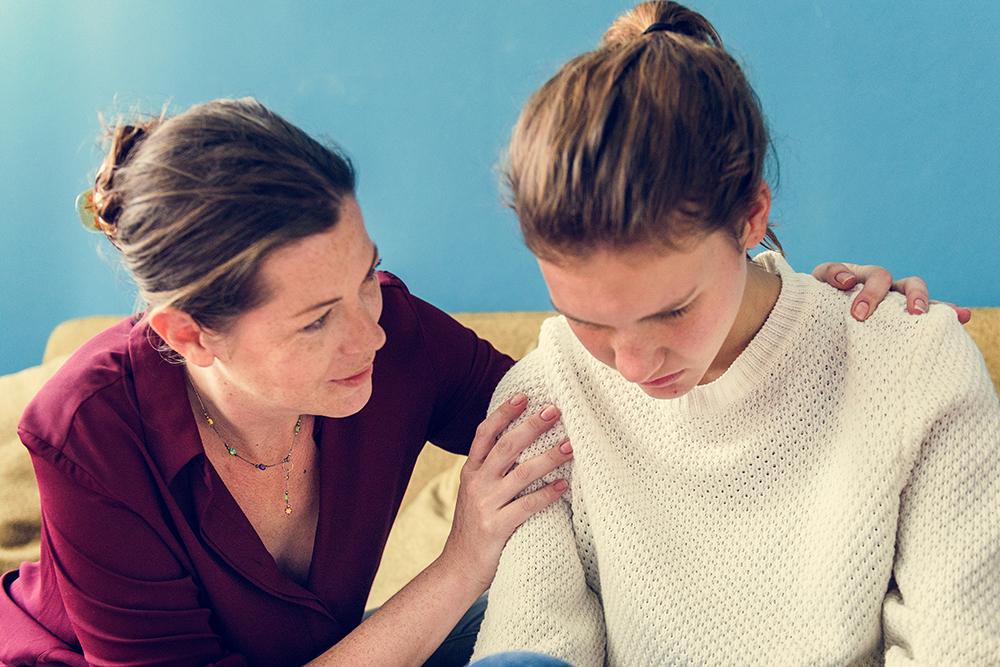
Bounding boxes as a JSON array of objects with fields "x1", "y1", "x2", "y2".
[
  {"x1": 611, "y1": 339, "x2": 663, "y2": 384},
  {"x1": 340, "y1": 304, "x2": 386, "y2": 356}
]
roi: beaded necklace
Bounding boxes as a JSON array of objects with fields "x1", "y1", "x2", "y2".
[{"x1": 189, "y1": 381, "x2": 302, "y2": 516}]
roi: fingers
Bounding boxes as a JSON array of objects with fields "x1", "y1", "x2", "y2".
[
  {"x1": 932, "y1": 301, "x2": 973, "y2": 325},
  {"x1": 812, "y1": 262, "x2": 859, "y2": 290},
  {"x1": 466, "y1": 393, "x2": 528, "y2": 469},
  {"x1": 481, "y1": 404, "x2": 563, "y2": 478},
  {"x1": 498, "y1": 478, "x2": 569, "y2": 535},
  {"x1": 891, "y1": 276, "x2": 930, "y2": 315},
  {"x1": 499, "y1": 439, "x2": 574, "y2": 500},
  {"x1": 848, "y1": 265, "x2": 893, "y2": 321}
]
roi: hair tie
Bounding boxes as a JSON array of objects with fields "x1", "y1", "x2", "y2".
[{"x1": 643, "y1": 22, "x2": 675, "y2": 35}]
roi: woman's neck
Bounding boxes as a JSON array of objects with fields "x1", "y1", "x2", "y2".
[
  {"x1": 185, "y1": 365, "x2": 305, "y2": 459},
  {"x1": 704, "y1": 259, "x2": 782, "y2": 384}
]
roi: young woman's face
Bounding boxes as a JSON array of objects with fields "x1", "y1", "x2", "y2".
[
  {"x1": 537, "y1": 230, "x2": 749, "y2": 399},
  {"x1": 205, "y1": 197, "x2": 386, "y2": 418}
]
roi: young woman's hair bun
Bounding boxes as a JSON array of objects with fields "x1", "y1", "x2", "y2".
[
  {"x1": 602, "y1": 1, "x2": 722, "y2": 48},
  {"x1": 92, "y1": 118, "x2": 161, "y2": 245}
]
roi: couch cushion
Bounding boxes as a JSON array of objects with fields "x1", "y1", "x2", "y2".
[{"x1": 965, "y1": 307, "x2": 1000, "y2": 395}]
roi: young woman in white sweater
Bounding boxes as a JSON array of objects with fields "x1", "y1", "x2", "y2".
[{"x1": 471, "y1": 2, "x2": 1000, "y2": 665}]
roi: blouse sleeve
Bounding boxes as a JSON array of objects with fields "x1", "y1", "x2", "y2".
[
  {"x1": 403, "y1": 288, "x2": 514, "y2": 455},
  {"x1": 882, "y1": 315, "x2": 1000, "y2": 665},
  {"x1": 22, "y1": 432, "x2": 247, "y2": 667}
]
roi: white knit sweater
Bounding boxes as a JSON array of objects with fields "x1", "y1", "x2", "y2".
[{"x1": 472, "y1": 252, "x2": 1000, "y2": 666}]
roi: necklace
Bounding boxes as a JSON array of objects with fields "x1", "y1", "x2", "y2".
[{"x1": 189, "y1": 380, "x2": 302, "y2": 516}]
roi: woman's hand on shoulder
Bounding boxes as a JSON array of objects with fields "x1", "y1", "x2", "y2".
[
  {"x1": 811, "y1": 261, "x2": 972, "y2": 324},
  {"x1": 440, "y1": 394, "x2": 572, "y2": 592}
]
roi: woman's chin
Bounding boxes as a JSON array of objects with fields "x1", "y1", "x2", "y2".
[
  {"x1": 315, "y1": 379, "x2": 375, "y2": 418},
  {"x1": 639, "y1": 382, "x2": 694, "y2": 400}
]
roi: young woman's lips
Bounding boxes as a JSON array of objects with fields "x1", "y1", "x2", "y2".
[
  {"x1": 641, "y1": 369, "x2": 685, "y2": 388},
  {"x1": 331, "y1": 364, "x2": 373, "y2": 386}
]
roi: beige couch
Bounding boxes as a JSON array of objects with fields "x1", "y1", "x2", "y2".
[{"x1": 3, "y1": 309, "x2": 999, "y2": 610}]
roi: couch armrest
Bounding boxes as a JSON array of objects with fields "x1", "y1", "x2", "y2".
[{"x1": 43, "y1": 315, "x2": 126, "y2": 363}]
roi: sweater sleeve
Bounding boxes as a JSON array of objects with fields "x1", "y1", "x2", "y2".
[
  {"x1": 471, "y1": 353, "x2": 606, "y2": 667},
  {"x1": 883, "y1": 313, "x2": 1000, "y2": 665}
]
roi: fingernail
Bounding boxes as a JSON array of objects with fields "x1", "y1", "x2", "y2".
[
  {"x1": 540, "y1": 405, "x2": 559, "y2": 421},
  {"x1": 559, "y1": 441, "x2": 573, "y2": 455},
  {"x1": 508, "y1": 393, "x2": 526, "y2": 406},
  {"x1": 553, "y1": 479, "x2": 568, "y2": 492},
  {"x1": 912, "y1": 298, "x2": 927, "y2": 314},
  {"x1": 853, "y1": 301, "x2": 870, "y2": 320},
  {"x1": 836, "y1": 271, "x2": 854, "y2": 285}
]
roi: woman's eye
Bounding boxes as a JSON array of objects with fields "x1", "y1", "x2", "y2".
[
  {"x1": 367, "y1": 258, "x2": 383, "y2": 281},
  {"x1": 304, "y1": 310, "x2": 331, "y2": 332},
  {"x1": 659, "y1": 305, "x2": 690, "y2": 320}
]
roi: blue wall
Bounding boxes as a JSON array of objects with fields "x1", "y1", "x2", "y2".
[{"x1": 2, "y1": 1, "x2": 998, "y2": 374}]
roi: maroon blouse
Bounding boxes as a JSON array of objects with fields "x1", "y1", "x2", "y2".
[{"x1": 0, "y1": 273, "x2": 513, "y2": 666}]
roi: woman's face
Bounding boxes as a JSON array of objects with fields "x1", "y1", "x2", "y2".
[
  {"x1": 204, "y1": 197, "x2": 386, "y2": 418},
  {"x1": 536, "y1": 230, "x2": 749, "y2": 399}
]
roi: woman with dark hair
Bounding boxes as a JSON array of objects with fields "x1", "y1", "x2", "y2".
[
  {"x1": 0, "y1": 96, "x2": 957, "y2": 666},
  {"x1": 473, "y1": 2, "x2": 999, "y2": 665}
]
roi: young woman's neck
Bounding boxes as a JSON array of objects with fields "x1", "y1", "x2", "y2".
[{"x1": 703, "y1": 259, "x2": 781, "y2": 383}]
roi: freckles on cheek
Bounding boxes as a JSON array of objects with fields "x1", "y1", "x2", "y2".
[{"x1": 571, "y1": 329, "x2": 614, "y2": 366}]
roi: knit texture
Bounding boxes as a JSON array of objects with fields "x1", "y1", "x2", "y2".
[{"x1": 472, "y1": 252, "x2": 1000, "y2": 666}]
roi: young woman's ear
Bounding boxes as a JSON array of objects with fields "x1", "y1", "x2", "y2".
[
  {"x1": 739, "y1": 182, "x2": 773, "y2": 251},
  {"x1": 147, "y1": 307, "x2": 217, "y2": 367}
]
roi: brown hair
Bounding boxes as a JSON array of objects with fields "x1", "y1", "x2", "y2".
[
  {"x1": 505, "y1": 1, "x2": 781, "y2": 259},
  {"x1": 92, "y1": 97, "x2": 356, "y2": 331}
]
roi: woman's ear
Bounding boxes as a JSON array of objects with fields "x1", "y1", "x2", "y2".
[
  {"x1": 148, "y1": 307, "x2": 217, "y2": 368},
  {"x1": 739, "y1": 182, "x2": 772, "y2": 251}
]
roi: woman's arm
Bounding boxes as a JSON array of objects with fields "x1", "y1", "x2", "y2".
[
  {"x1": 23, "y1": 449, "x2": 248, "y2": 666},
  {"x1": 309, "y1": 393, "x2": 574, "y2": 665},
  {"x1": 22, "y1": 389, "x2": 571, "y2": 666},
  {"x1": 883, "y1": 315, "x2": 1000, "y2": 665},
  {"x1": 470, "y1": 359, "x2": 605, "y2": 667}
]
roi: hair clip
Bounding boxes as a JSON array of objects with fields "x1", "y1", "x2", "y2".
[{"x1": 76, "y1": 188, "x2": 100, "y2": 232}]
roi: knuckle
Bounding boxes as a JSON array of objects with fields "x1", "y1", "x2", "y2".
[
  {"x1": 511, "y1": 463, "x2": 532, "y2": 484},
  {"x1": 493, "y1": 434, "x2": 514, "y2": 456},
  {"x1": 474, "y1": 423, "x2": 490, "y2": 442},
  {"x1": 519, "y1": 493, "x2": 540, "y2": 513}
]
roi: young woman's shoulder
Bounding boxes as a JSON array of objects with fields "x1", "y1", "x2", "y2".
[
  {"x1": 812, "y1": 279, "x2": 994, "y2": 407},
  {"x1": 488, "y1": 316, "x2": 573, "y2": 413}
]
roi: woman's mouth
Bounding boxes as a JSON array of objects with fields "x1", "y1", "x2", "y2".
[
  {"x1": 330, "y1": 363, "x2": 374, "y2": 387},
  {"x1": 640, "y1": 369, "x2": 685, "y2": 388}
]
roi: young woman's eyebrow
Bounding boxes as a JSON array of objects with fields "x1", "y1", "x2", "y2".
[
  {"x1": 293, "y1": 243, "x2": 380, "y2": 318},
  {"x1": 551, "y1": 288, "x2": 696, "y2": 327}
]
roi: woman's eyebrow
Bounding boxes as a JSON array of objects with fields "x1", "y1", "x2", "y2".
[
  {"x1": 551, "y1": 288, "x2": 696, "y2": 327},
  {"x1": 293, "y1": 243, "x2": 379, "y2": 318}
]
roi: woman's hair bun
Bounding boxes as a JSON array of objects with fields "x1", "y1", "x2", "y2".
[
  {"x1": 92, "y1": 118, "x2": 161, "y2": 241},
  {"x1": 602, "y1": 1, "x2": 722, "y2": 48}
]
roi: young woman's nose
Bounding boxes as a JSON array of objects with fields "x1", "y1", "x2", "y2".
[{"x1": 611, "y1": 337, "x2": 663, "y2": 384}]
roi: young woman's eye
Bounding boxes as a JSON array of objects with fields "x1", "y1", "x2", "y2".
[
  {"x1": 659, "y1": 305, "x2": 690, "y2": 320},
  {"x1": 303, "y1": 310, "x2": 331, "y2": 332},
  {"x1": 570, "y1": 318, "x2": 606, "y2": 331}
]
